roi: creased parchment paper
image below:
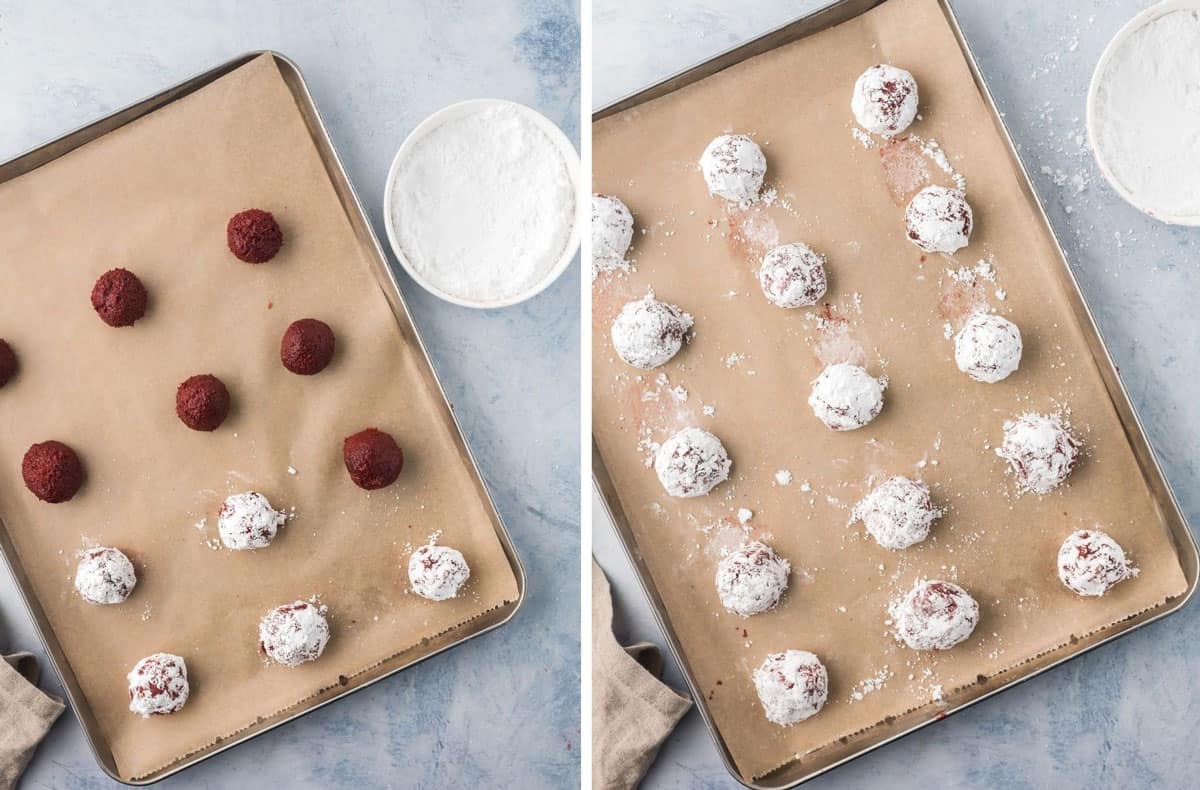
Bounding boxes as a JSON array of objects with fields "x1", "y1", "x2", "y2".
[
  {"x1": 593, "y1": 0, "x2": 1188, "y2": 781},
  {"x1": 0, "y1": 54, "x2": 518, "y2": 780}
]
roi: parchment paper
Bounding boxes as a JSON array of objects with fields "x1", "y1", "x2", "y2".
[
  {"x1": 592, "y1": 0, "x2": 1188, "y2": 781},
  {"x1": 0, "y1": 55, "x2": 518, "y2": 780}
]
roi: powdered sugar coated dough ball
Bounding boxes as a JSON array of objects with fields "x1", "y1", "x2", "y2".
[
  {"x1": 753, "y1": 650, "x2": 828, "y2": 726},
  {"x1": 995, "y1": 412, "x2": 1081, "y2": 494},
  {"x1": 700, "y1": 134, "x2": 766, "y2": 203},
  {"x1": 610, "y1": 294, "x2": 693, "y2": 370},
  {"x1": 715, "y1": 541, "x2": 790, "y2": 617},
  {"x1": 592, "y1": 194, "x2": 634, "y2": 267},
  {"x1": 259, "y1": 601, "x2": 331, "y2": 666},
  {"x1": 892, "y1": 580, "x2": 979, "y2": 651},
  {"x1": 128, "y1": 653, "x2": 189, "y2": 717},
  {"x1": 851, "y1": 64, "x2": 919, "y2": 137},
  {"x1": 654, "y1": 427, "x2": 731, "y2": 498},
  {"x1": 905, "y1": 185, "x2": 973, "y2": 254},
  {"x1": 808, "y1": 363, "x2": 885, "y2": 431},
  {"x1": 1058, "y1": 529, "x2": 1136, "y2": 597},
  {"x1": 759, "y1": 242, "x2": 828, "y2": 308},
  {"x1": 74, "y1": 547, "x2": 137, "y2": 605},
  {"x1": 409, "y1": 544, "x2": 471, "y2": 601},
  {"x1": 851, "y1": 476, "x2": 942, "y2": 550},
  {"x1": 955, "y1": 312, "x2": 1022, "y2": 383},
  {"x1": 218, "y1": 491, "x2": 287, "y2": 550}
]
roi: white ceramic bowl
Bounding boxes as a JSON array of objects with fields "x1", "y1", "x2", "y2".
[
  {"x1": 1086, "y1": 0, "x2": 1200, "y2": 225},
  {"x1": 383, "y1": 99, "x2": 581, "y2": 309}
]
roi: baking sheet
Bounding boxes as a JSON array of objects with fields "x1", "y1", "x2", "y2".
[
  {"x1": 592, "y1": 0, "x2": 1189, "y2": 781},
  {"x1": 0, "y1": 54, "x2": 519, "y2": 781}
]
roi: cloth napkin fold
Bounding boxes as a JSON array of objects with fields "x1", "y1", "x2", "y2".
[
  {"x1": 592, "y1": 560, "x2": 691, "y2": 790},
  {"x1": 1, "y1": 650, "x2": 65, "y2": 789}
]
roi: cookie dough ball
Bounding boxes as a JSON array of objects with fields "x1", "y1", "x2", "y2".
[
  {"x1": 90, "y1": 268, "x2": 148, "y2": 327},
  {"x1": 280, "y1": 318, "x2": 335, "y2": 375},
  {"x1": 851, "y1": 64, "x2": 919, "y2": 137},
  {"x1": 343, "y1": 428, "x2": 404, "y2": 490},
  {"x1": 955, "y1": 312, "x2": 1022, "y2": 383},
  {"x1": 176, "y1": 374, "x2": 231, "y2": 431},
  {"x1": 851, "y1": 476, "x2": 941, "y2": 550},
  {"x1": 759, "y1": 243, "x2": 827, "y2": 308},
  {"x1": 892, "y1": 579, "x2": 979, "y2": 651},
  {"x1": 700, "y1": 134, "x2": 766, "y2": 203},
  {"x1": 808, "y1": 363, "x2": 885, "y2": 431},
  {"x1": 610, "y1": 294, "x2": 693, "y2": 370},
  {"x1": 753, "y1": 650, "x2": 828, "y2": 726},
  {"x1": 715, "y1": 541, "x2": 790, "y2": 617},
  {"x1": 75, "y1": 547, "x2": 136, "y2": 605},
  {"x1": 127, "y1": 653, "x2": 189, "y2": 717},
  {"x1": 905, "y1": 186, "x2": 973, "y2": 254},
  {"x1": 218, "y1": 491, "x2": 287, "y2": 550},
  {"x1": 592, "y1": 194, "x2": 634, "y2": 267},
  {"x1": 409, "y1": 544, "x2": 471, "y2": 601},
  {"x1": 654, "y1": 427, "x2": 731, "y2": 498},
  {"x1": 21, "y1": 440, "x2": 84, "y2": 503},
  {"x1": 995, "y1": 412, "x2": 1081, "y2": 495},
  {"x1": 259, "y1": 601, "x2": 331, "y2": 666},
  {"x1": 1058, "y1": 529, "x2": 1136, "y2": 597},
  {"x1": 227, "y1": 208, "x2": 283, "y2": 263},
  {"x1": 0, "y1": 339, "x2": 15, "y2": 388}
]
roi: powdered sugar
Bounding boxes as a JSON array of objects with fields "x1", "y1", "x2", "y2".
[
  {"x1": 654, "y1": 427, "x2": 731, "y2": 498},
  {"x1": 127, "y1": 653, "x2": 188, "y2": 717},
  {"x1": 217, "y1": 491, "x2": 288, "y2": 550},
  {"x1": 758, "y1": 242, "x2": 828, "y2": 308},
  {"x1": 611, "y1": 292, "x2": 693, "y2": 370},
  {"x1": 1058, "y1": 529, "x2": 1137, "y2": 597},
  {"x1": 850, "y1": 476, "x2": 943, "y2": 550},
  {"x1": 851, "y1": 64, "x2": 919, "y2": 137},
  {"x1": 954, "y1": 312, "x2": 1023, "y2": 383},
  {"x1": 753, "y1": 649, "x2": 829, "y2": 725},
  {"x1": 592, "y1": 193, "x2": 634, "y2": 277},
  {"x1": 996, "y1": 412, "x2": 1082, "y2": 494},
  {"x1": 74, "y1": 547, "x2": 136, "y2": 605},
  {"x1": 409, "y1": 543, "x2": 471, "y2": 601},
  {"x1": 891, "y1": 579, "x2": 980, "y2": 651},
  {"x1": 389, "y1": 104, "x2": 575, "y2": 303},
  {"x1": 905, "y1": 185, "x2": 973, "y2": 254},
  {"x1": 700, "y1": 134, "x2": 766, "y2": 204},
  {"x1": 259, "y1": 601, "x2": 331, "y2": 667}
]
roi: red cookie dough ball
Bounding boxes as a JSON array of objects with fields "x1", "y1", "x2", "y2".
[
  {"x1": 226, "y1": 209, "x2": 283, "y2": 263},
  {"x1": 176, "y1": 374, "x2": 231, "y2": 431},
  {"x1": 127, "y1": 653, "x2": 189, "y2": 717},
  {"x1": 91, "y1": 268, "x2": 148, "y2": 327},
  {"x1": 259, "y1": 601, "x2": 331, "y2": 666},
  {"x1": 280, "y1": 319, "x2": 335, "y2": 375},
  {"x1": 22, "y1": 441, "x2": 84, "y2": 503},
  {"x1": 0, "y1": 339, "x2": 17, "y2": 388},
  {"x1": 343, "y1": 428, "x2": 403, "y2": 490}
]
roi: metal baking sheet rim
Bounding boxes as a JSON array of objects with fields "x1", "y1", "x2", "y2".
[
  {"x1": 0, "y1": 51, "x2": 527, "y2": 785},
  {"x1": 590, "y1": 1, "x2": 1200, "y2": 787}
]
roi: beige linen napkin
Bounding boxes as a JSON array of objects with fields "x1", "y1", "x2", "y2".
[
  {"x1": 592, "y1": 560, "x2": 691, "y2": 790},
  {"x1": 1, "y1": 649, "x2": 65, "y2": 789}
]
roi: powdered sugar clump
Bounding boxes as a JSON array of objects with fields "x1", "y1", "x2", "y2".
[
  {"x1": 996, "y1": 412, "x2": 1081, "y2": 494},
  {"x1": 808, "y1": 363, "x2": 886, "y2": 431},
  {"x1": 891, "y1": 580, "x2": 979, "y2": 651},
  {"x1": 74, "y1": 547, "x2": 137, "y2": 605},
  {"x1": 259, "y1": 601, "x2": 331, "y2": 667},
  {"x1": 753, "y1": 649, "x2": 829, "y2": 725},
  {"x1": 611, "y1": 292, "x2": 693, "y2": 370},
  {"x1": 955, "y1": 312, "x2": 1023, "y2": 383},
  {"x1": 654, "y1": 427, "x2": 731, "y2": 498},
  {"x1": 715, "y1": 541, "x2": 790, "y2": 617},
  {"x1": 218, "y1": 491, "x2": 287, "y2": 550},
  {"x1": 850, "y1": 476, "x2": 942, "y2": 550},
  {"x1": 700, "y1": 134, "x2": 766, "y2": 204},
  {"x1": 1058, "y1": 529, "x2": 1137, "y2": 597},
  {"x1": 409, "y1": 544, "x2": 471, "y2": 601}
]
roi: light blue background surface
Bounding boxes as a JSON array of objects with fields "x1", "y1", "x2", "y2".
[
  {"x1": 593, "y1": 1, "x2": 1200, "y2": 787},
  {"x1": 0, "y1": 1, "x2": 580, "y2": 787}
]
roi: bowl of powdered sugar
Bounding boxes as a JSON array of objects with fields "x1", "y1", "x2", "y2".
[
  {"x1": 1088, "y1": 1, "x2": 1200, "y2": 225},
  {"x1": 384, "y1": 99, "x2": 580, "y2": 307}
]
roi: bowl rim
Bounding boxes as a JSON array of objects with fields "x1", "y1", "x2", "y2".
[
  {"x1": 382, "y1": 98, "x2": 582, "y2": 309},
  {"x1": 1085, "y1": 0, "x2": 1200, "y2": 226}
]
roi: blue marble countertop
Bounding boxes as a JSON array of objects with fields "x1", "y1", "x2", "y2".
[
  {"x1": 594, "y1": 1, "x2": 1200, "y2": 787},
  {"x1": 0, "y1": 1, "x2": 579, "y2": 787}
]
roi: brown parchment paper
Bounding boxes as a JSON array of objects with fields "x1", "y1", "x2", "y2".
[
  {"x1": 593, "y1": 0, "x2": 1188, "y2": 781},
  {"x1": 0, "y1": 54, "x2": 518, "y2": 780}
]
